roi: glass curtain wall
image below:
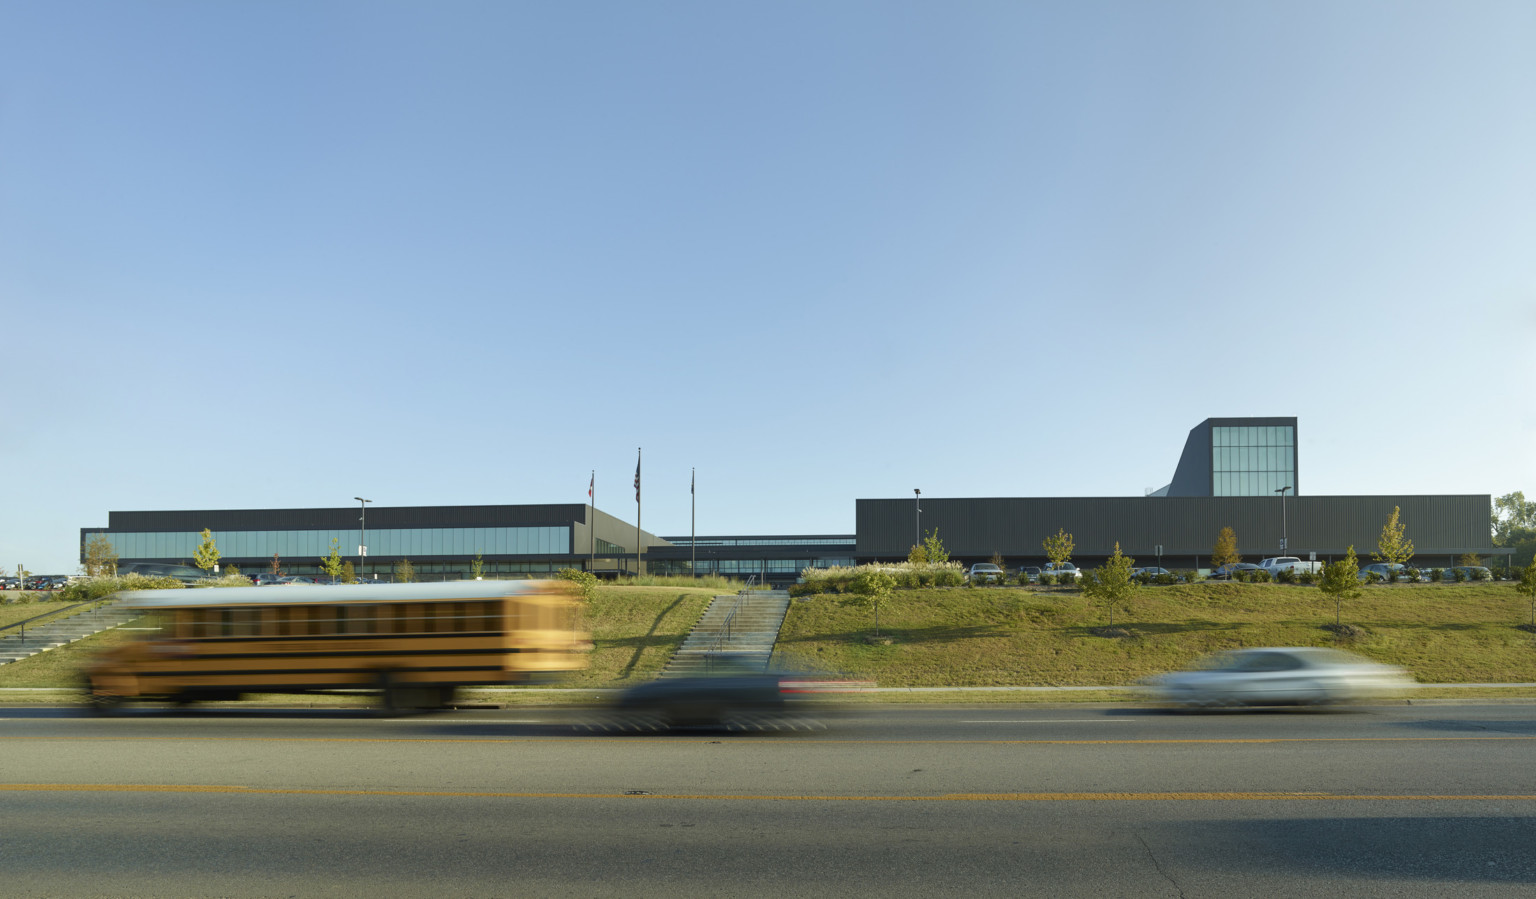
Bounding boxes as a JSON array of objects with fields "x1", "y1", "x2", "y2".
[{"x1": 1211, "y1": 425, "x2": 1295, "y2": 496}]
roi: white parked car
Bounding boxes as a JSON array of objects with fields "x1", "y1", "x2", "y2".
[
  {"x1": 1142, "y1": 647, "x2": 1414, "y2": 709},
  {"x1": 966, "y1": 563, "x2": 1004, "y2": 584}
]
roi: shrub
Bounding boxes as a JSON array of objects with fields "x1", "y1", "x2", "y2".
[
  {"x1": 1177, "y1": 570, "x2": 1200, "y2": 584},
  {"x1": 1059, "y1": 573, "x2": 1076, "y2": 586},
  {"x1": 1430, "y1": 568, "x2": 1444, "y2": 583},
  {"x1": 1039, "y1": 573, "x2": 1057, "y2": 587},
  {"x1": 1276, "y1": 568, "x2": 1296, "y2": 584},
  {"x1": 1364, "y1": 571, "x2": 1383, "y2": 584},
  {"x1": 555, "y1": 567, "x2": 599, "y2": 602},
  {"x1": 1154, "y1": 572, "x2": 1176, "y2": 586},
  {"x1": 1406, "y1": 567, "x2": 1421, "y2": 583},
  {"x1": 1473, "y1": 567, "x2": 1491, "y2": 581},
  {"x1": 1297, "y1": 569, "x2": 1316, "y2": 585},
  {"x1": 1452, "y1": 567, "x2": 1467, "y2": 583},
  {"x1": 1254, "y1": 569, "x2": 1272, "y2": 583}
]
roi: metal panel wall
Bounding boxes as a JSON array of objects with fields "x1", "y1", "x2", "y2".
[{"x1": 857, "y1": 495, "x2": 1494, "y2": 562}]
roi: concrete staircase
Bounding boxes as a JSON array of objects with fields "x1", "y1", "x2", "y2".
[
  {"x1": 660, "y1": 590, "x2": 791, "y2": 678},
  {"x1": 0, "y1": 601, "x2": 143, "y2": 665}
]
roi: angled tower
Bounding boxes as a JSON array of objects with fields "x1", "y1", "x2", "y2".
[{"x1": 1155, "y1": 417, "x2": 1298, "y2": 497}]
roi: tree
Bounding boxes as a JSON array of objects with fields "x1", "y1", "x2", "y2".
[
  {"x1": 470, "y1": 552, "x2": 485, "y2": 580},
  {"x1": 269, "y1": 553, "x2": 283, "y2": 577},
  {"x1": 921, "y1": 529, "x2": 950, "y2": 566},
  {"x1": 1080, "y1": 542, "x2": 1138, "y2": 627},
  {"x1": 907, "y1": 543, "x2": 928, "y2": 566},
  {"x1": 341, "y1": 561, "x2": 357, "y2": 584},
  {"x1": 394, "y1": 557, "x2": 416, "y2": 583},
  {"x1": 193, "y1": 529, "x2": 221, "y2": 576},
  {"x1": 1492, "y1": 491, "x2": 1536, "y2": 544},
  {"x1": 83, "y1": 534, "x2": 118, "y2": 577},
  {"x1": 1042, "y1": 529, "x2": 1074, "y2": 568},
  {"x1": 319, "y1": 538, "x2": 344, "y2": 583},
  {"x1": 989, "y1": 551, "x2": 1006, "y2": 572},
  {"x1": 1373, "y1": 506, "x2": 1415, "y2": 573},
  {"x1": 847, "y1": 567, "x2": 897, "y2": 636},
  {"x1": 1211, "y1": 526, "x2": 1240, "y2": 575},
  {"x1": 1319, "y1": 545, "x2": 1363, "y2": 626},
  {"x1": 1517, "y1": 556, "x2": 1536, "y2": 626}
]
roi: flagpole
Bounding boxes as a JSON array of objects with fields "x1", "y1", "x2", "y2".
[
  {"x1": 589, "y1": 470, "x2": 595, "y2": 571},
  {"x1": 691, "y1": 467, "x2": 696, "y2": 579},
  {"x1": 634, "y1": 448, "x2": 643, "y2": 578}
]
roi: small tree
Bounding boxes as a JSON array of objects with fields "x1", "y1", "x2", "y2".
[
  {"x1": 270, "y1": 553, "x2": 283, "y2": 577},
  {"x1": 921, "y1": 529, "x2": 950, "y2": 566},
  {"x1": 193, "y1": 528, "x2": 221, "y2": 577},
  {"x1": 989, "y1": 551, "x2": 1006, "y2": 573},
  {"x1": 1373, "y1": 506, "x2": 1415, "y2": 572},
  {"x1": 1517, "y1": 556, "x2": 1536, "y2": 626},
  {"x1": 393, "y1": 557, "x2": 416, "y2": 583},
  {"x1": 847, "y1": 567, "x2": 897, "y2": 636},
  {"x1": 907, "y1": 543, "x2": 928, "y2": 566},
  {"x1": 340, "y1": 561, "x2": 357, "y2": 584},
  {"x1": 1319, "y1": 545, "x2": 1363, "y2": 626},
  {"x1": 1080, "y1": 542, "x2": 1139, "y2": 627},
  {"x1": 319, "y1": 538, "x2": 344, "y2": 583},
  {"x1": 83, "y1": 534, "x2": 119, "y2": 577},
  {"x1": 1211, "y1": 526, "x2": 1241, "y2": 576},
  {"x1": 470, "y1": 552, "x2": 486, "y2": 580},
  {"x1": 1042, "y1": 528, "x2": 1074, "y2": 568},
  {"x1": 1459, "y1": 552, "x2": 1482, "y2": 567}
]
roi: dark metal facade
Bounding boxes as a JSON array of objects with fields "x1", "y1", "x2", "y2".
[{"x1": 857, "y1": 494, "x2": 1501, "y2": 568}]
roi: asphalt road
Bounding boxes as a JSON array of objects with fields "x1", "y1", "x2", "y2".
[{"x1": 3, "y1": 702, "x2": 1535, "y2": 897}]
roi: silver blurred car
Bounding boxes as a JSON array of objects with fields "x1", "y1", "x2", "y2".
[{"x1": 1143, "y1": 647, "x2": 1413, "y2": 709}]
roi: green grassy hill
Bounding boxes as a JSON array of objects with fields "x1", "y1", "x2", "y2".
[{"x1": 776, "y1": 582, "x2": 1536, "y2": 687}]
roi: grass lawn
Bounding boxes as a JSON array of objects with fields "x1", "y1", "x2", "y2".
[
  {"x1": 3, "y1": 582, "x2": 1534, "y2": 703},
  {"x1": 776, "y1": 582, "x2": 1536, "y2": 687}
]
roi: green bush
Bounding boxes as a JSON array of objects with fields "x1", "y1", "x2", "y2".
[
  {"x1": 1297, "y1": 569, "x2": 1316, "y2": 585},
  {"x1": 1059, "y1": 573, "x2": 1076, "y2": 586},
  {"x1": 1154, "y1": 572, "x2": 1176, "y2": 586},
  {"x1": 1452, "y1": 567, "x2": 1467, "y2": 583},
  {"x1": 1473, "y1": 567, "x2": 1491, "y2": 581},
  {"x1": 1039, "y1": 573, "x2": 1057, "y2": 587},
  {"x1": 1430, "y1": 568, "x2": 1444, "y2": 583},
  {"x1": 55, "y1": 574, "x2": 187, "y2": 603},
  {"x1": 555, "y1": 567, "x2": 599, "y2": 602},
  {"x1": 1364, "y1": 571, "x2": 1383, "y2": 584},
  {"x1": 1406, "y1": 568, "x2": 1421, "y2": 583}
]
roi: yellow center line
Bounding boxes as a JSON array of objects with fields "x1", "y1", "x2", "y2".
[
  {"x1": 3, "y1": 784, "x2": 1534, "y2": 801},
  {"x1": 0, "y1": 735, "x2": 1533, "y2": 745}
]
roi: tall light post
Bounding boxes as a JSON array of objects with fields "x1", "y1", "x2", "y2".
[
  {"x1": 914, "y1": 488, "x2": 921, "y2": 552},
  {"x1": 355, "y1": 497, "x2": 371, "y2": 581},
  {"x1": 1275, "y1": 486, "x2": 1291, "y2": 552}
]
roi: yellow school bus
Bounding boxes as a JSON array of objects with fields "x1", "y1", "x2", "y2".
[{"x1": 82, "y1": 580, "x2": 590, "y2": 712}]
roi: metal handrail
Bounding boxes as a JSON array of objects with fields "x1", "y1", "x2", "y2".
[{"x1": 0, "y1": 600, "x2": 109, "y2": 642}]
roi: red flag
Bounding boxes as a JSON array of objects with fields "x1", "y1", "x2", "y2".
[{"x1": 588, "y1": 472, "x2": 594, "y2": 500}]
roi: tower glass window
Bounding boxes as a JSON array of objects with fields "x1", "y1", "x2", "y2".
[{"x1": 1211, "y1": 426, "x2": 1294, "y2": 496}]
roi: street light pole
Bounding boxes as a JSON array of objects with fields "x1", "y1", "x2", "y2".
[
  {"x1": 914, "y1": 488, "x2": 921, "y2": 552},
  {"x1": 355, "y1": 497, "x2": 372, "y2": 581},
  {"x1": 1275, "y1": 486, "x2": 1291, "y2": 552}
]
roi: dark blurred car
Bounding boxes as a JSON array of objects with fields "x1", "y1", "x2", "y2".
[
  {"x1": 1208, "y1": 563, "x2": 1261, "y2": 580},
  {"x1": 1142, "y1": 647, "x2": 1414, "y2": 709},
  {"x1": 273, "y1": 576, "x2": 319, "y2": 586},
  {"x1": 250, "y1": 573, "x2": 284, "y2": 586},
  {"x1": 611, "y1": 659, "x2": 863, "y2": 730},
  {"x1": 117, "y1": 562, "x2": 209, "y2": 585},
  {"x1": 1358, "y1": 562, "x2": 1408, "y2": 582}
]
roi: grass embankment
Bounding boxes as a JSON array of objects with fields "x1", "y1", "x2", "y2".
[
  {"x1": 3, "y1": 583, "x2": 1534, "y2": 703},
  {"x1": 777, "y1": 582, "x2": 1536, "y2": 687}
]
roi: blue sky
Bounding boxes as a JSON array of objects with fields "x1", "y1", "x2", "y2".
[{"x1": 3, "y1": 1, "x2": 1532, "y2": 573}]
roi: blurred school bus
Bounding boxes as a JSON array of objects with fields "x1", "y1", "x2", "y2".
[{"x1": 82, "y1": 580, "x2": 591, "y2": 713}]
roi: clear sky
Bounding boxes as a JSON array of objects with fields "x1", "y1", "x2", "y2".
[{"x1": 2, "y1": 1, "x2": 1532, "y2": 573}]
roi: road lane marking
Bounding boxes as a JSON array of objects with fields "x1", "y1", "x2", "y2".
[
  {"x1": 3, "y1": 784, "x2": 1535, "y2": 802},
  {"x1": 2, "y1": 735, "x2": 1534, "y2": 745}
]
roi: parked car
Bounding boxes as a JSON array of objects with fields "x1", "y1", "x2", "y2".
[
  {"x1": 1017, "y1": 566, "x2": 1041, "y2": 584},
  {"x1": 1208, "y1": 563, "x2": 1261, "y2": 580},
  {"x1": 250, "y1": 573, "x2": 284, "y2": 586},
  {"x1": 1, "y1": 577, "x2": 17, "y2": 590},
  {"x1": 1358, "y1": 562, "x2": 1408, "y2": 582},
  {"x1": 1257, "y1": 556, "x2": 1323, "y2": 577},
  {"x1": 1141, "y1": 647, "x2": 1414, "y2": 709},
  {"x1": 1444, "y1": 565, "x2": 1492, "y2": 582},
  {"x1": 1041, "y1": 563, "x2": 1079, "y2": 581},
  {"x1": 965, "y1": 563, "x2": 1004, "y2": 585},
  {"x1": 1132, "y1": 567, "x2": 1179, "y2": 581},
  {"x1": 273, "y1": 576, "x2": 319, "y2": 586}
]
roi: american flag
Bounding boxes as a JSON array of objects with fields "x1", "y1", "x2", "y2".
[{"x1": 634, "y1": 452, "x2": 641, "y2": 503}]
